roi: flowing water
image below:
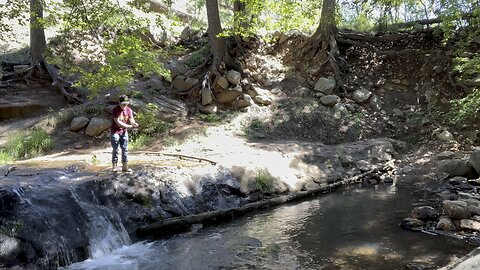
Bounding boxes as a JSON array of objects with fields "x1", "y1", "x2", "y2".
[{"x1": 63, "y1": 178, "x2": 476, "y2": 270}]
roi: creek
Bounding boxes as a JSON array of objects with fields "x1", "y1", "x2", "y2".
[{"x1": 62, "y1": 178, "x2": 475, "y2": 270}]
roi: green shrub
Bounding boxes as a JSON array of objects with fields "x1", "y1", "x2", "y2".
[
  {"x1": 185, "y1": 46, "x2": 210, "y2": 68},
  {"x1": 131, "y1": 90, "x2": 143, "y2": 99},
  {"x1": 4, "y1": 129, "x2": 53, "y2": 160},
  {"x1": 201, "y1": 113, "x2": 223, "y2": 124},
  {"x1": 0, "y1": 150, "x2": 12, "y2": 164},
  {"x1": 130, "y1": 134, "x2": 153, "y2": 151},
  {"x1": 448, "y1": 88, "x2": 480, "y2": 124},
  {"x1": 135, "y1": 103, "x2": 172, "y2": 135},
  {"x1": 255, "y1": 169, "x2": 275, "y2": 193},
  {"x1": 243, "y1": 118, "x2": 269, "y2": 138}
]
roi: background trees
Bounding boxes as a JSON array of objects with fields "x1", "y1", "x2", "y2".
[{"x1": 0, "y1": 0, "x2": 478, "y2": 122}]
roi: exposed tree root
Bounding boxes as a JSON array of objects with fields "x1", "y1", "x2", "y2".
[
  {"x1": 42, "y1": 61, "x2": 81, "y2": 104},
  {"x1": 300, "y1": 28, "x2": 346, "y2": 92},
  {"x1": 185, "y1": 53, "x2": 213, "y2": 78}
]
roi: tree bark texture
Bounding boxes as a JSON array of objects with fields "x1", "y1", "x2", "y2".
[
  {"x1": 206, "y1": 0, "x2": 227, "y2": 70},
  {"x1": 30, "y1": 0, "x2": 47, "y2": 64},
  {"x1": 301, "y1": 0, "x2": 344, "y2": 90}
]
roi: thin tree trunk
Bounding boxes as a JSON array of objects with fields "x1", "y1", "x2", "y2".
[
  {"x1": 233, "y1": 0, "x2": 247, "y2": 44},
  {"x1": 30, "y1": 0, "x2": 47, "y2": 64},
  {"x1": 206, "y1": 0, "x2": 226, "y2": 70}
]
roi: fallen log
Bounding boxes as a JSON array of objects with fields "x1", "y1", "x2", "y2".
[
  {"x1": 136, "y1": 162, "x2": 394, "y2": 238},
  {"x1": 137, "y1": 151, "x2": 217, "y2": 165}
]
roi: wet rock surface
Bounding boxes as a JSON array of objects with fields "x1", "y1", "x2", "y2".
[
  {"x1": 0, "y1": 138, "x2": 399, "y2": 269},
  {"x1": 400, "y1": 150, "x2": 480, "y2": 246}
]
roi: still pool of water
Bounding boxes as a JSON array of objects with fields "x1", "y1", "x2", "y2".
[{"x1": 64, "y1": 181, "x2": 475, "y2": 270}]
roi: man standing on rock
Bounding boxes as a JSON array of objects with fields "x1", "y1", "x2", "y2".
[{"x1": 111, "y1": 94, "x2": 138, "y2": 173}]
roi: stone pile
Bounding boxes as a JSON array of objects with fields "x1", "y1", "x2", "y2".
[{"x1": 401, "y1": 149, "x2": 480, "y2": 240}]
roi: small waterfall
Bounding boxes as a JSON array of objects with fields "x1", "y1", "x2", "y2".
[
  {"x1": 10, "y1": 185, "x2": 76, "y2": 268},
  {"x1": 11, "y1": 185, "x2": 31, "y2": 205},
  {"x1": 70, "y1": 188, "x2": 131, "y2": 259}
]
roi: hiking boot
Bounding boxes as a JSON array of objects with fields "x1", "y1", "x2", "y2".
[
  {"x1": 112, "y1": 163, "x2": 118, "y2": 173},
  {"x1": 122, "y1": 162, "x2": 133, "y2": 173}
]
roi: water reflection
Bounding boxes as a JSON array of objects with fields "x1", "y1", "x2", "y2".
[{"x1": 65, "y1": 182, "x2": 474, "y2": 270}]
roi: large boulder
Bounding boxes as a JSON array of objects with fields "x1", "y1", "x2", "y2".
[
  {"x1": 460, "y1": 219, "x2": 480, "y2": 232},
  {"x1": 226, "y1": 70, "x2": 242, "y2": 85},
  {"x1": 151, "y1": 95, "x2": 188, "y2": 122},
  {"x1": 172, "y1": 75, "x2": 192, "y2": 92},
  {"x1": 436, "y1": 218, "x2": 455, "y2": 231},
  {"x1": 436, "y1": 130, "x2": 456, "y2": 142},
  {"x1": 201, "y1": 87, "x2": 213, "y2": 106},
  {"x1": 70, "y1": 117, "x2": 90, "y2": 132},
  {"x1": 314, "y1": 77, "x2": 336, "y2": 94},
  {"x1": 443, "y1": 200, "x2": 470, "y2": 220},
  {"x1": 235, "y1": 94, "x2": 254, "y2": 108},
  {"x1": 85, "y1": 117, "x2": 111, "y2": 137},
  {"x1": 216, "y1": 87, "x2": 243, "y2": 104},
  {"x1": 214, "y1": 76, "x2": 229, "y2": 90},
  {"x1": 400, "y1": 218, "x2": 423, "y2": 231},
  {"x1": 411, "y1": 206, "x2": 439, "y2": 221},
  {"x1": 254, "y1": 95, "x2": 272, "y2": 106},
  {"x1": 439, "y1": 159, "x2": 476, "y2": 177},
  {"x1": 320, "y1": 95, "x2": 340, "y2": 106},
  {"x1": 165, "y1": 60, "x2": 187, "y2": 79},
  {"x1": 368, "y1": 94, "x2": 382, "y2": 110},
  {"x1": 352, "y1": 87, "x2": 372, "y2": 103},
  {"x1": 469, "y1": 149, "x2": 480, "y2": 175}
]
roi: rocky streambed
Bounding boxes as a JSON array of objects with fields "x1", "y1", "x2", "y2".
[
  {"x1": 0, "y1": 138, "x2": 401, "y2": 269},
  {"x1": 400, "y1": 149, "x2": 480, "y2": 246}
]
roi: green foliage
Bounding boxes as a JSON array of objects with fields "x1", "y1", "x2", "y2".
[
  {"x1": 447, "y1": 88, "x2": 480, "y2": 123},
  {"x1": 163, "y1": 135, "x2": 177, "y2": 147},
  {"x1": 0, "y1": 0, "x2": 28, "y2": 40},
  {"x1": 185, "y1": 46, "x2": 210, "y2": 68},
  {"x1": 131, "y1": 90, "x2": 143, "y2": 99},
  {"x1": 3, "y1": 129, "x2": 53, "y2": 160},
  {"x1": 453, "y1": 55, "x2": 480, "y2": 76},
  {"x1": 201, "y1": 113, "x2": 223, "y2": 124},
  {"x1": 0, "y1": 150, "x2": 12, "y2": 165},
  {"x1": 221, "y1": 0, "x2": 320, "y2": 39},
  {"x1": 243, "y1": 118, "x2": 270, "y2": 138},
  {"x1": 83, "y1": 104, "x2": 105, "y2": 116},
  {"x1": 91, "y1": 155, "x2": 99, "y2": 166},
  {"x1": 76, "y1": 35, "x2": 170, "y2": 97},
  {"x1": 437, "y1": 1, "x2": 480, "y2": 124},
  {"x1": 135, "y1": 103, "x2": 172, "y2": 135},
  {"x1": 130, "y1": 134, "x2": 153, "y2": 151},
  {"x1": 254, "y1": 169, "x2": 275, "y2": 193}
]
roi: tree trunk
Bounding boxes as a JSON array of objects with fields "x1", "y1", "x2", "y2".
[
  {"x1": 30, "y1": 0, "x2": 47, "y2": 64},
  {"x1": 233, "y1": 0, "x2": 247, "y2": 44},
  {"x1": 300, "y1": 0, "x2": 344, "y2": 90},
  {"x1": 301, "y1": 0, "x2": 336, "y2": 57},
  {"x1": 206, "y1": 0, "x2": 227, "y2": 70}
]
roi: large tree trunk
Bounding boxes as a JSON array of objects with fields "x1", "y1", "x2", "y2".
[
  {"x1": 30, "y1": 0, "x2": 47, "y2": 64},
  {"x1": 302, "y1": 0, "x2": 336, "y2": 57},
  {"x1": 206, "y1": 0, "x2": 227, "y2": 70},
  {"x1": 300, "y1": 0, "x2": 344, "y2": 91}
]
